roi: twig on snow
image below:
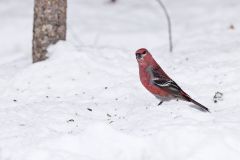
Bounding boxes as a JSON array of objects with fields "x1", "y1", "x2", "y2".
[{"x1": 155, "y1": 0, "x2": 173, "y2": 52}]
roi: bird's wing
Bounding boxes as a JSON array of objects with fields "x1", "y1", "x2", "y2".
[
  {"x1": 149, "y1": 67, "x2": 183, "y2": 96},
  {"x1": 153, "y1": 79, "x2": 182, "y2": 94}
]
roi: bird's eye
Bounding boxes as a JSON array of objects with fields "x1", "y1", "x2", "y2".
[{"x1": 142, "y1": 50, "x2": 147, "y2": 55}]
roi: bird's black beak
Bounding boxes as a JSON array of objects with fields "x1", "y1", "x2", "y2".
[{"x1": 136, "y1": 53, "x2": 141, "y2": 59}]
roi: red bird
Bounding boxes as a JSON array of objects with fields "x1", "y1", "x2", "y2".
[{"x1": 135, "y1": 48, "x2": 209, "y2": 112}]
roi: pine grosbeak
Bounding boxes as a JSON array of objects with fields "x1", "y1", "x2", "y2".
[{"x1": 135, "y1": 48, "x2": 209, "y2": 112}]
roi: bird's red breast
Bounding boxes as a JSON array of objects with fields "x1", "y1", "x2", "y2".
[{"x1": 138, "y1": 64, "x2": 171, "y2": 97}]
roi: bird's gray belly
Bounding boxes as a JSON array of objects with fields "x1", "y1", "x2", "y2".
[{"x1": 154, "y1": 94, "x2": 173, "y2": 101}]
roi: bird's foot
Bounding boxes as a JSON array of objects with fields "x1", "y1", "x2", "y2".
[{"x1": 158, "y1": 101, "x2": 163, "y2": 106}]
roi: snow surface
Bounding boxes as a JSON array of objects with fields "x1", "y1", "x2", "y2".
[{"x1": 1, "y1": 0, "x2": 240, "y2": 159}]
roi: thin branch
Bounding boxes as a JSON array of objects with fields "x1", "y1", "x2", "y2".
[{"x1": 155, "y1": 0, "x2": 173, "y2": 52}]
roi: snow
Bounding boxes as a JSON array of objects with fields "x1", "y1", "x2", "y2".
[{"x1": 1, "y1": 0, "x2": 240, "y2": 159}]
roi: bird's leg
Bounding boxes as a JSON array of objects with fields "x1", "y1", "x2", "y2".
[{"x1": 158, "y1": 101, "x2": 163, "y2": 106}]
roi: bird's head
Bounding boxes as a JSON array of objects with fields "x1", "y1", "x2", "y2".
[{"x1": 135, "y1": 48, "x2": 152, "y2": 66}]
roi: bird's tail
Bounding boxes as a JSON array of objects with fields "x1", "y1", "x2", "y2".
[
  {"x1": 181, "y1": 92, "x2": 210, "y2": 112},
  {"x1": 189, "y1": 98, "x2": 210, "y2": 112}
]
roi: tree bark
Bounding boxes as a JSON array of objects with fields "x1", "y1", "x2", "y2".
[{"x1": 32, "y1": 0, "x2": 67, "y2": 63}]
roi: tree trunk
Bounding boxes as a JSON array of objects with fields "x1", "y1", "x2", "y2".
[{"x1": 32, "y1": 0, "x2": 67, "y2": 63}]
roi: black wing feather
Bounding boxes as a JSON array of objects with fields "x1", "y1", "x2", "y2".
[
  {"x1": 153, "y1": 79, "x2": 182, "y2": 94},
  {"x1": 150, "y1": 67, "x2": 183, "y2": 95}
]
